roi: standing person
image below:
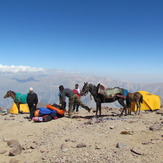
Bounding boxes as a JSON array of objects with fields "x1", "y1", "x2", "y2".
[
  {"x1": 27, "y1": 87, "x2": 38, "y2": 120},
  {"x1": 59, "y1": 85, "x2": 90, "y2": 118},
  {"x1": 72, "y1": 84, "x2": 81, "y2": 112},
  {"x1": 58, "y1": 92, "x2": 66, "y2": 110}
]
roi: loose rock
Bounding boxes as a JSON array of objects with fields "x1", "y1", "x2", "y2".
[{"x1": 76, "y1": 143, "x2": 87, "y2": 148}]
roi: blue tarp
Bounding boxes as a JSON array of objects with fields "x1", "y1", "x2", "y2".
[
  {"x1": 37, "y1": 108, "x2": 57, "y2": 117},
  {"x1": 123, "y1": 89, "x2": 128, "y2": 96}
]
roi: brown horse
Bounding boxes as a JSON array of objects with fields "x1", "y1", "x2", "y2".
[
  {"x1": 124, "y1": 92, "x2": 143, "y2": 115},
  {"x1": 4, "y1": 90, "x2": 28, "y2": 113}
]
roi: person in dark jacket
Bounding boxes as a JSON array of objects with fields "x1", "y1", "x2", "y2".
[
  {"x1": 27, "y1": 87, "x2": 38, "y2": 119},
  {"x1": 59, "y1": 85, "x2": 90, "y2": 118}
]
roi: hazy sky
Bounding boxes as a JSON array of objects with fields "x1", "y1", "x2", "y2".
[{"x1": 0, "y1": 0, "x2": 163, "y2": 83}]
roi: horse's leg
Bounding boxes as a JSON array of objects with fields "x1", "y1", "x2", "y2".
[
  {"x1": 97, "y1": 102, "x2": 101, "y2": 117},
  {"x1": 135, "y1": 101, "x2": 139, "y2": 115},
  {"x1": 138, "y1": 95, "x2": 143, "y2": 114},
  {"x1": 96, "y1": 102, "x2": 99, "y2": 117},
  {"x1": 118, "y1": 98, "x2": 127, "y2": 117},
  {"x1": 124, "y1": 100, "x2": 132, "y2": 116},
  {"x1": 128, "y1": 104, "x2": 131, "y2": 115},
  {"x1": 119, "y1": 107, "x2": 125, "y2": 117},
  {"x1": 126, "y1": 98, "x2": 132, "y2": 115},
  {"x1": 99, "y1": 103, "x2": 101, "y2": 117},
  {"x1": 16, "y1": 102, "x2": 20, "y2": 113},
  {"x1": 96, "y1": 98, "x2": 101, "y2": 117},
  {"x1": 137, "y1": 101, "x2": 141, "y2": 115}
]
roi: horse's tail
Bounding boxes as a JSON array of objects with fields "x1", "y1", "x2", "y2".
[{"x1": 140, "y1": 95, "x2": 143, "y2": 103}]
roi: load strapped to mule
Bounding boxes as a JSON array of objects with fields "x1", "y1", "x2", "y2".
[
  {"x1": 97, "y1": 84, "x2": 128, "y2": 99},
  {"x1": 15, "y1": 93, "x2": 28, "y2": 103}
]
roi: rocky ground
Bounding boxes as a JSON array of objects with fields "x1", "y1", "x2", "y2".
[{"x1": 0, "y1": 107, "x2": 163, "y2": 163}]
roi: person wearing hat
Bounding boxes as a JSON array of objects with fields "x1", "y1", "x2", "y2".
[
  {"x1": 72, "y1": 84, "x2": 81, "y2": 112},
  {"x1": 27, "y1": 87, "x2": 38, "y2": 120},
  {"x1": 59, "y1": 85, "x2": 90, "y2": 118}
]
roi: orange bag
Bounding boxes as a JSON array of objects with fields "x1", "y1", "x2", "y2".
[
  {"x1": 34, "y1": 110, "x2": 40, "y2": 117},
  {"x1": 46, "y1": 104, "x2": 65, "y2": 115}
]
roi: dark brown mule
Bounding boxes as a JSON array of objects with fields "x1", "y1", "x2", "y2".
[
  {"x1": 123, "y1": 92, "x2": 143, "y2": 115},
  {"x1": 81, "y1": 82, "x2": 127, "y2": 117},
  {"x1": 4, "y1": 90, "x2": 26, "y2": 113}
]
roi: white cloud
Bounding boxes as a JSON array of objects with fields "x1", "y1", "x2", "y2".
[{"x1": 0, "y1": 64, "x2": 45, "y2": 73}]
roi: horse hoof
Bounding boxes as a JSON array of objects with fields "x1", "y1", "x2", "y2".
[{"x1": 86, "y1": 107, "x2": 91, "y2": 113}]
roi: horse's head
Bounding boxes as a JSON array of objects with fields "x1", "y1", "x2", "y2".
[
  {"x1": 4, "y1": 90, "x2": 15, "y2": 98},
  {"x1": 81, "y1": 82, "x2": 90, "y2": 96}
]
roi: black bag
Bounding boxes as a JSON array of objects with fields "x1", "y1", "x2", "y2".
[{"x1": 42, "y1": 115, "x2": 53, "y2": 122}]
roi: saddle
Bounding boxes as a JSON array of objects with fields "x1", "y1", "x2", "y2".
[{"x1": 97, "y1": 84, "x2": 124, "y2": 98}]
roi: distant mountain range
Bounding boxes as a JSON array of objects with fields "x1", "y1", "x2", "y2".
[
  {"x1": 11, "y1": 77, "x2": 39, "y2": 83},
  {"x1": 0, "y1": 71, "x2": 162, "y2": 110}
]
